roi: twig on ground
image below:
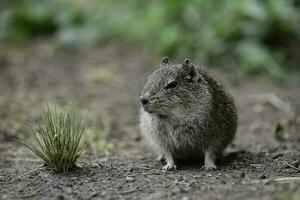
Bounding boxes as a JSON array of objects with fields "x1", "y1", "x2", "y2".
[
  {"x1": 277, "y1": 161, "x2": 300, "y2": 172},
  {"x1": 121, "y1": 187, "x2": 141, "y2": 195},
  {"x1": 251, "y1": 93, "x2": 294, "y2": 118},
  {"x1": 242, "y1": 157, "x2": 259, "y2": 164},
  {"x1": 8, "y1": 166, "x2": 45, "y2": 183},
  {"x1": 242, "y1": 177, "x2": 300, "y2": 185},
  {"x1": 16, "y1": 191, "x2": 43, "y2": 198},
  {"x1": 4, "y1": 158, "x2": 42, "y2": 163}
]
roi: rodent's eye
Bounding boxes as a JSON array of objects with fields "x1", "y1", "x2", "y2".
[{"x1": 164, "y1": 80, "x2": 177, "y2": 89}]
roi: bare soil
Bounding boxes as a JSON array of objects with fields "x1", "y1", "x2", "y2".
[{"x1": 0, "y1": 41, "x2": 300, "y2": 200}]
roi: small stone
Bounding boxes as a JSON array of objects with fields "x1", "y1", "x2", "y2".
[
  {"x1": 128, "y1": 167, "x2": 133, "y2": 172},
  {"x1": 240, "y1": 172, "x2": 245, "y2": 178},
  {"x1": 180, "y1": 187, "x2": 188, "y2": 193},
  {"x1": 117, "y1": 185, "x2": 123, "y2": 189},
  {"x1": 66, "y1": 182, "x2": 73, "y2": 187},
  {"x1": 40, "y1": 172, "x2": 51, "y2": 179},
  {"x1": 140, "y1": 157, "x2": 146, "y2": 160},
  {"x1": 57, "y1": 195, "x2": 65, "y2": 200},
  {"x1": 153, "y1": 171, "x2": 160, "y2": 175},
  {"x1": 193, "y1": 175, "x2": 202, "y2": 178},
  {"x1": 259, "y1": 174, "x2": 266, "y2": 179},
  {"x1": 91, "y1": 163, "x2": 101, "y2": 168},
  {"x1": 275, "y1": 168, "x2": 282, "y2": 173},
  {"x1": 65, "y1": 187, "x2": 72, "y2": 194},
  {"x1": 171, "y1": 187, "x2": 180, "y2": 195},
  {"x1": 182, "y1": 196, "x2": 189, "y2": 200},
  {"x1": 88, "y1": 192, "x2": 98, "y2": 198},
  {"x1": 126, "y1": 177, "x2": 135, "y2": 182}
]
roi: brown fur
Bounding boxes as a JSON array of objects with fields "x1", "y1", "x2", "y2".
[{"x1": 139, "y1": 57, "x2": 237, "y2": 170}]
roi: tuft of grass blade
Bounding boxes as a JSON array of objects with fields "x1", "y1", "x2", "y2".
[{"x1": 26, "y1": 103, "x2": 86, "y2": 173}]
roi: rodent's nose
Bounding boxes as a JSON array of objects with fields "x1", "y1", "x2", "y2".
[{"x1": 140, "y1": 98, "x2": 149, "y2": 105}]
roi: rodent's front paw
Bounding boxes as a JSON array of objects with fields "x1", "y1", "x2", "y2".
[{"x1": 162, "y1": 163, "x2": 177, "y2": 171}]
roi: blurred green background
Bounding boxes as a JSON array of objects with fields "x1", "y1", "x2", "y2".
[{"x1": 1, "y1": 0, "x2": 300, "y2": 82}]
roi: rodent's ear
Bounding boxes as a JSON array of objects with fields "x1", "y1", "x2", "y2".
[
  {"x1": 181, "y1": 59, "x2": 199, "y2": 83},
  {"x1": 160, "y1": 56, "x2": 170, "y2": 67}
]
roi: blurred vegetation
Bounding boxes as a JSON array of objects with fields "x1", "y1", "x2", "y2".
[
  {"x1": 86, "y1": 127, "x2": 113, "y2": 154},
  {"x1": 1, "y1": 0, "x2": 300, "y2": 82}
]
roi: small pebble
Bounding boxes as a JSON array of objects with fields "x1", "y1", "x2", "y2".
[
  {"x1": 88, "y1": 192, "x2": 98, "y2": 198},
  {"x1": 193, "y1": 175, "x2": 202, "y2": 178},
  {"x1": 171, "y1": 187, "x2": 180, "y2": 195},
  {"x1": 259, "y1": 174, "x2": 266, "y2": 179},
  {"x1": 240, "y1": 172, "x2": 245, "y2": 178},
  {"x1": 153, "y1": 171, "x2": 160, "y2": 175},
  {"x1": 91, "y1": 163, "x2": 100, "y2": 168},
  {"x1": 65, "y1": 187, "x2": 72, "y2": 194},
  {"x1": 57, "y1": 195, "x2": 65, "y2": 200},
  {"x1": 126, "y1": 176, "x2": 135, "y2": 182},
  {"x1": 128, "y1": 167, "x2": 133, "y2": 172},
  {"x1": 117, "y1": 185, "x2": 123, "y2": 189},
  {"x1": 180, "y1": 187, "x2": 188, "y2": 193},
  {"x1": 275, "y1": 168, "x2": 282, "y2": 173}
]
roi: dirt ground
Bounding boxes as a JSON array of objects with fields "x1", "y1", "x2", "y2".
[{"x1": 0, "y1": 41, "x2": 300, "y2": 200}]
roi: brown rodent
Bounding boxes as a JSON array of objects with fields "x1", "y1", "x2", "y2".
[{"x1": 139, "y1": 57, "x2": 237, "y2": 170}]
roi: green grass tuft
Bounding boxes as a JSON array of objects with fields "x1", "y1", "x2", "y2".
[{"x1": 26, "y1": 104, "x2": 86, "y2": 173}]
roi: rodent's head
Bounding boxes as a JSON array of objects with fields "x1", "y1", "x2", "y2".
[{"x1": 140, "y1": 57, "x2": 210, "y2": 117}]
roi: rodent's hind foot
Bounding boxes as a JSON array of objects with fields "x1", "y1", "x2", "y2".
[
  {"x1": 203, "y1": 151, "x2": 217, "y2": 171},
  {"x1": 202, "y1": 163, "x2": 217, "y2": 171},
  {"x1": 162, "y1": 163, "x2": 177, "y2": 171},
  {"x1": 162, "y1": 153, "x2": 176, "y2": 170}
]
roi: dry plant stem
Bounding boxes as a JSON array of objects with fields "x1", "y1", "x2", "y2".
[
  {"x1": 16, "y1": 191, "x2": 43, "y2": 198},
  {"x1": 278, "y1": 161, "x2": 300, "y2": 172},
  {"x1": 242, "y1": 177, "x2": 300, "y2": 185},
  {"x1": 8, "y1": 166, "x2": 46, "y2": 183},
  {"x1": 3, "y1": 158, "x2": 42, "y2": 163}
]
